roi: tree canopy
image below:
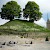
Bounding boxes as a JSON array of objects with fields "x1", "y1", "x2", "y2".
[
  {"x1": 1, "y1": 1, "x2": 21, "y2": 21},
  {"x1": 24, "y1": 1, "x2": 42, "y2": 22}
]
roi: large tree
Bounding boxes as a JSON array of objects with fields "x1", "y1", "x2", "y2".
[
  {"x1": 1, "y1": 1, "x2": 21, "y2": 21},
  {"x1": 24, "y1": 1, "x2": 42, "y2": 22}
]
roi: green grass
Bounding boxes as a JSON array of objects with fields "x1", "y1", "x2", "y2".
[
  {"x1": 0, "y1": 19, "x2": 50, "y2": 32},
  {"x1": 0, "y1": 19, "x2": 50, "y2": 37}
]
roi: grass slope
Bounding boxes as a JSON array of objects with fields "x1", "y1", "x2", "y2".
[
  {"x1": 0, "y1": 19, "x2": 50, "y2": 37},
  {"x1": 0, "y1": 19, "x2": 50, "y2": 32}
]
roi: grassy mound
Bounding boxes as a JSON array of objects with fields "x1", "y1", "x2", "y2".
[
  {"x1": 0, "y1": 19, "x2": 49, "y2": 32},
  {"x1": 0, "y1": 19, "x2": 50, "y2": 37}
]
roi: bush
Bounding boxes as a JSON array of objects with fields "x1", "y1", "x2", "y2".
[
  {"x1": 20, "y1": 36, "x2": 23, "y2": 38},
  {"x1": 45, "y1": 36, "x2": 49, "y2": 41}
]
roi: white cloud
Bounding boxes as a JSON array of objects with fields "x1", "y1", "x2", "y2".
[
  {"x1": 34, "y1": 18, "x2": 46, "y2": 28},
  {"x1": 0, "y1": 18, "x2": 9, "y2": 25},
  {"x1": 34, "y1": 0, "x2": 50, "y2": 13}
]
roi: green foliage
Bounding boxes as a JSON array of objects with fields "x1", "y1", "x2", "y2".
[
  {"x1": 24, "y1": 1, "x2": 42, "y2": 21},
  {"x1": 1, "y1": 1, "x2": 21, "y2": 17},
  {"x1": 5, "y1": 1, "x2": 21, "y2": 16}
]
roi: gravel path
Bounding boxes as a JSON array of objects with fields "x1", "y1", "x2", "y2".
[{"x1": 0, "y1": 35, "x2": 50, "y2": 50}]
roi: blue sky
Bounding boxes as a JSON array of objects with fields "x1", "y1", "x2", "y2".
[
  {"x1": 0, "y1": 0, "x2": 50, "y2": 27},
  {"x1": 43, "y1": 12, "x2": 50, "y2": 21}
]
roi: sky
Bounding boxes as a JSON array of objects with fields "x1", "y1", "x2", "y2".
[
  {"x1": 0, "y1": 0, "x2": 50, "y2": 27},
  {"x1": 0, "y1": 0, "x2": 50, "y2": 13}
]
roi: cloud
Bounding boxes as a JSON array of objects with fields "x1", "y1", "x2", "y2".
[
  {"x1": 35, "y1": 0, "x2": 50, "y2": 13},
  {"x1": 34, "y1": 18, "x2": 46, "y2": 28},
  {"x1": 0, "y1": 18, "x2": 9, "y2": 25}
]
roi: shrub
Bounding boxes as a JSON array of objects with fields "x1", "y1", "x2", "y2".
[{"x1": 45, "y1": 36, "x2": 49, "y2": 41}]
